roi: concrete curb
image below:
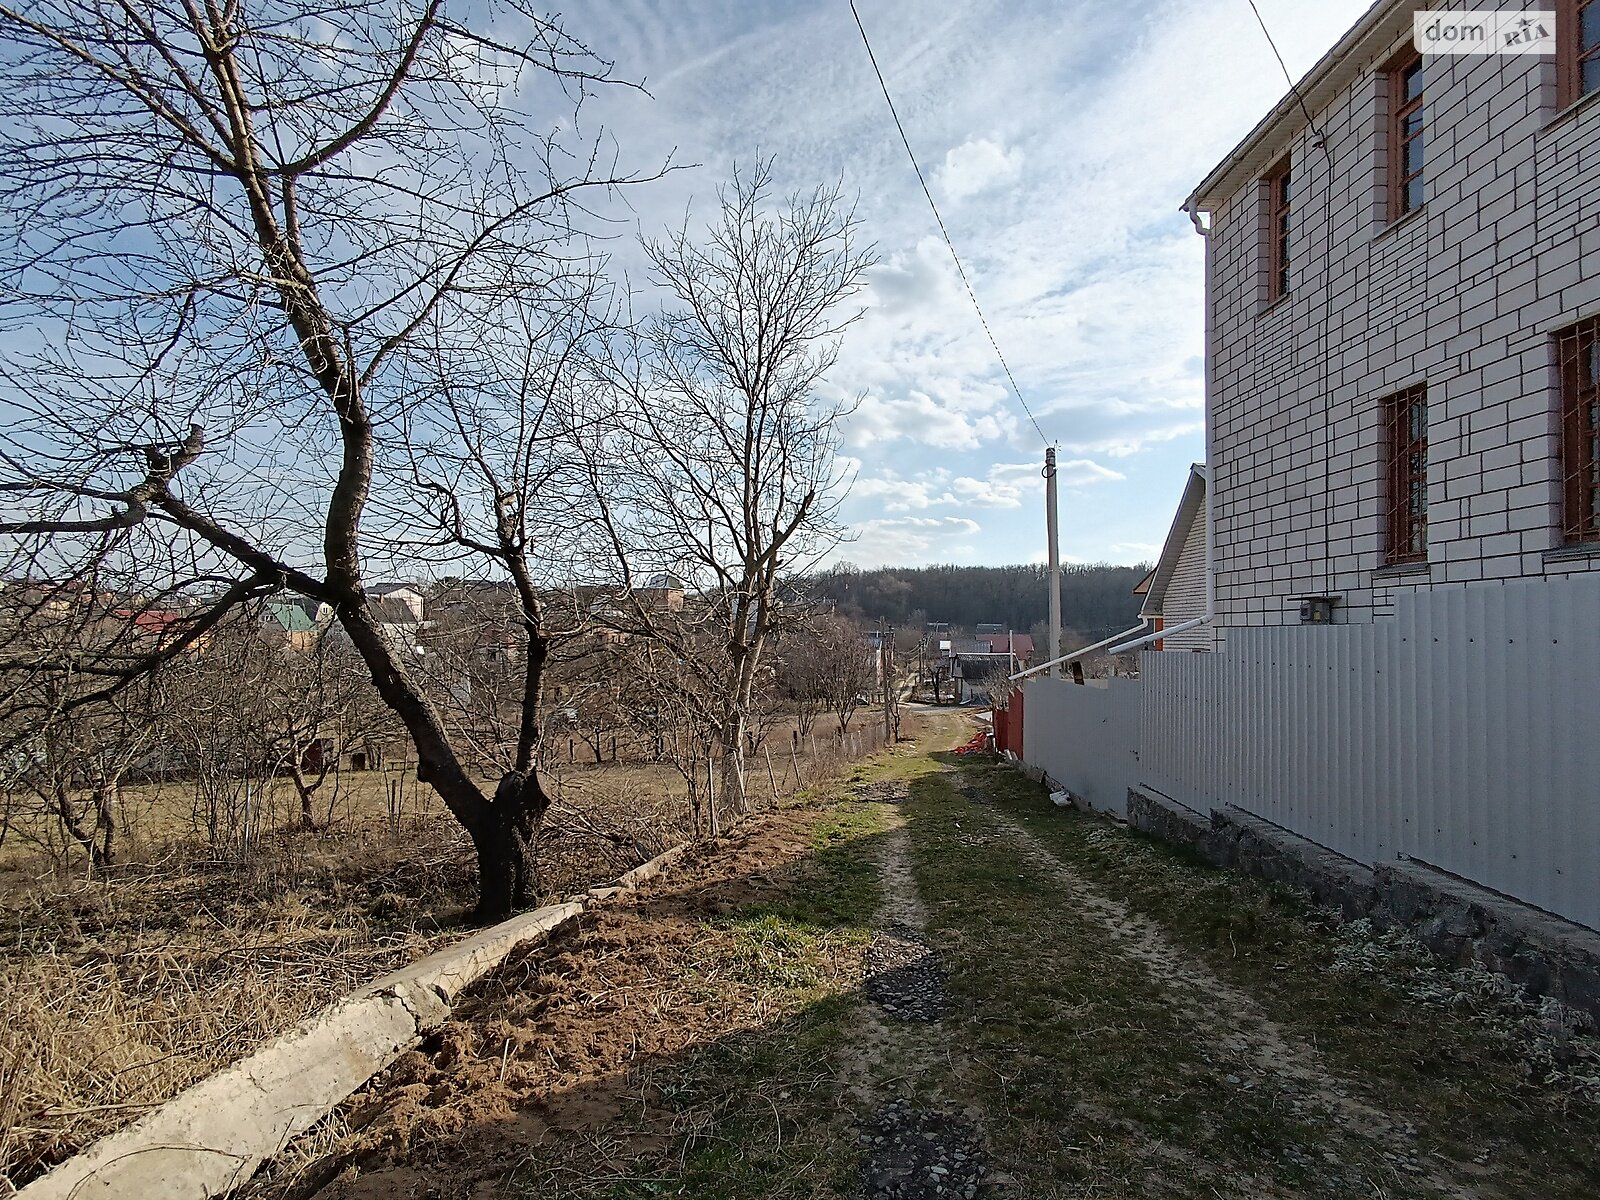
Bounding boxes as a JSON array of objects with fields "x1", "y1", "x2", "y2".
[{"x1": 19, "y1": 845, "x2": 686, "y2": 1200}]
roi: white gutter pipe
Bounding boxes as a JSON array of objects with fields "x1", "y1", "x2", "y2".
[
  {"x1": 1008, "y1": 619, "x2": 1150, "y2": 682},
  {"x1": 1106, "y1": 199, "x2": 1217, "y2": 658}
]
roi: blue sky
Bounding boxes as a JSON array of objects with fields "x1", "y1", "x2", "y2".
[{"x1": 569, "y1": 0, "x2": 1373, "y2": 568}]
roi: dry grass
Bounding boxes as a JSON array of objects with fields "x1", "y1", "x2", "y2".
[
  {"x1": 0, "y1": 724, "x2": 891, "y2": 1193},
  {"x1": 0, "y1": 818, "x2": 473, "y2": 1189}
]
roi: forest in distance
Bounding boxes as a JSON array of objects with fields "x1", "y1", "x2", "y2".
[{"x1": 804, "y1": 562, "x2": 1152, "y2": 644}]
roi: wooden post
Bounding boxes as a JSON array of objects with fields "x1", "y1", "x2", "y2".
[{"x1": 765, "y1": 747, "x2": 780, "y2": 801}]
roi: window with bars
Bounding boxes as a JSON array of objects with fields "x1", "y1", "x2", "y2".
[
  {"x1": 1558, "y1": 0, "x2": 1600, "y2": 107},
  {"x1": 1559, "y1": 318, "x2": 1600, "y2": 544},
  {"x1": 1385, "y1": 385, "x2": 1429, "y2": 564},
  {"x1": 1266, "y1": 159, "x2": 1292, "y2": 303},
  {"x1": 1388, "y1": 50, "x2": 1425, "y2": 220}
]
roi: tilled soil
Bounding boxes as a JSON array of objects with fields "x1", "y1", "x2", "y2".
[{"x1": 247, "y1": 805, "x2": 846, "y2": 1200}]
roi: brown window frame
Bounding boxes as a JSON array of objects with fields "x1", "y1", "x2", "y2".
[
  {"x1": 1265, "y1": 158, "x2": 1292, "y2": 304},
  {"x1": 1387, "y1": 48, "x2": 1425, "y2": 222},
  {"x1": 1384, "y1": 384, "x2": 1429, "y2": 564},
  {"x1": 1558, "y1": 318, "x2": 1600, "y2": 544},
  {"x1": 1558, "y1": 0, "x2": 1600, "y2": 108}
]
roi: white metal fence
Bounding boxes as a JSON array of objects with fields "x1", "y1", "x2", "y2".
[
  {"x1": 1140, "y1": 575, "x2": 1600, "y2": 930},
  {"x1": 1022, "y1": 677, "x2": 1142, "y2": 816}
]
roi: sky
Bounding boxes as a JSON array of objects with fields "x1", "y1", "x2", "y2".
[{"x1": 565, "y1": 0, "x2": 1374, "y2": 569}]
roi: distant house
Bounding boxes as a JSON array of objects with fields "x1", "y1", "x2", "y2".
[
  {"x1": 974, "y1": 631, "x2": 1033, "y2": 665},
  {"x1": 947, "y1": 637, "x2": 1027, "y2": 703},
  {"x1": 366, "y1": 582, "x2": 426, "y2": 625},
  {"x1": 369, "y1": 595, "x2": 423, "y2": 645},
  {"x1": 260, "y1": 597, "x2": 331, "y2": 652},
  {"x1": 1136, "y1": 465, "x2": 1210, "y2": 652},
  {"x1": 637, "y1": 572, "x2": 686, "y2": 613}
]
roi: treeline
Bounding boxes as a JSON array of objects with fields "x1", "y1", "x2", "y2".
[{"x1": 803, "y1": 563, "x2": 1151, "y2": 642}]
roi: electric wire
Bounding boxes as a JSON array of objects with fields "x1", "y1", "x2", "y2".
[
  {"x1": 848, "y1": 0, "x2": 1050, "y2": 448},
  {"x1": 1245, "y1": 0, "x2": 1339, "y2": 599},
  {"x1": 1246, "y1": 0, "x2": 1324, "y2": 135}
]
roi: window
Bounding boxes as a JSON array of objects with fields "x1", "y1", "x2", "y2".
[
  {"x1": 1558, "y1": 0, "x2": 1600, "y2": 107},
  {"x1": 1388, "y1": 50, "x2": 1425, "y2": 221},
  {"x1": 1266, "y1": 159, "x2": 1292, "y2": 302},
  {"x1": 1385, "y1": 385, "x2": 1429, "y2": 563},
  {"x1": 1559, "y1": 318, "x2": 1600, "y2": 544}
]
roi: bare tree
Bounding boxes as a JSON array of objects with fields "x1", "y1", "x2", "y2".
[
  {"x1": 774, "y1": 631, "x2": 829, "y2": 738},
  {"x1": 0, "y1": 3, "x2": 664, "y2": 918},
  {"x1": 589, "y1": 161, "x2": 874, "y2": 826},
  {"x1": 5, "y1": 689, "x2": 154, "y2": 872},
  {"x1": 814, "y1": 614, "x2": 878, "y2": 736}
]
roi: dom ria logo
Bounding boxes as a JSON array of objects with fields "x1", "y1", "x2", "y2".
[{"x1": 1414, "y1": 11, "x2": 1555, "y2": 54}]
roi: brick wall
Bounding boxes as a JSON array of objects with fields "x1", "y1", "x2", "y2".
[{"x1": 1204, "y1": 0, "x2": 1600, "y2": 635}]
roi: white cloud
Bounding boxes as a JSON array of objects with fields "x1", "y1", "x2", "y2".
[
  {"x1": 562, "y1": 0, "x2": 1373, "y2": 563},
  {"x1": 846, "y1": 389, "x2": 1014, "y2": 451},
  {"x1": 842, "y1": 515, "x2": 984, "y2": 568},
  {"x1": 949, "y1": 457, "x2": 1121, "y2": 508},
  {"x1": 851, "y1": 468, "x2": 957, "y2": 512},
  {"x1": 934, "y1": 137, "x2": 1025, "y2": 203}
]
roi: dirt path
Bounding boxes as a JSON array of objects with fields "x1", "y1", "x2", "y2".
[
  {"x1": 241, "y1": 711, "x2": 1600, "y2": 1200},
  {"x1": 968, "y1": 783, "x2": 1483, "y2": 1199},
  {"x1": 846, "y1": 795, "x2": 992, "y2": 1199}
]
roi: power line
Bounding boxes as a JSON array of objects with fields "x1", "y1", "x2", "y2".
[
  {"x1": 1245, "y1": 0, "x2": 1323, "y2": 137},
  {"x1": 1246, "y1": 0, "x2": 1338, "y2": 596},
  {"x1": 848, "y1": 0, "x2": 1050, "y2": 447}
]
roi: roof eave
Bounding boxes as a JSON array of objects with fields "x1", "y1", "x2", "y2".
[
  {"x1": 1139, "y1": 465, "x2": 1208, "y2": 619},
  {"x1": 1187, "y1": 0, "x2": 1422, "y2": 213}
]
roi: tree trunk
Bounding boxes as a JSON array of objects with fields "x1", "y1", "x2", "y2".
[
  {"x1": 471, "y1": 769, "x2": 551, "y2": 922},
  {"x1": 289, "y1": 758, "x2": 320, "y2": 830},
  {"x1": 95, "y1": 782, "x2": 117, "y2": 867},
  {"x1": 719, "y1": 716, "x2": 748, "y2": 820}
]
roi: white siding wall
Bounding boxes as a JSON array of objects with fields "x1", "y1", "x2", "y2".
[
  {"x1": 1140, "y1": 574, "x2": 1600, "y2": 931},
  {"x1": 1206, "y1": 0, "x2": 1600, "y2": 645},
  {"x1": 1161, "y1": 495, "x2": 1213, "y2": 652}
]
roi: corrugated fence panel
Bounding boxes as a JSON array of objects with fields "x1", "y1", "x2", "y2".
[
  {"x1": 1136, "y1": 575, "x2": 1600, "y2": 930},
  {"x1": 1021, "y1": 678, "x2": 1141, "y2": 817}
]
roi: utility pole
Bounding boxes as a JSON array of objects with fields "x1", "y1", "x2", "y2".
[
  {"x1": 926, "y1": 620, "x2": 949, "y2": 703},
  {"x1": 1045, "y1": 446, "x2": 1062, "y2": 678}
]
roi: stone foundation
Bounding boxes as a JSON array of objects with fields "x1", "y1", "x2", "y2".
[{"x1": 1127, "y1": 787, "x2": 1600, "y2": 1028}]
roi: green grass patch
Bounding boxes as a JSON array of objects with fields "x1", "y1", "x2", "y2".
[
  {"x1": 896, "y1": 765, "x2": 1359, "y2": 1198},
  {"x1": 951, "y1": 757, "x2": 1600, "y2": 1198}
]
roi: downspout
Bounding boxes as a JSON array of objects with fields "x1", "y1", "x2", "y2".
[{"x1": 1107, "y1": 198, "x2": 1216, "y2": 656}]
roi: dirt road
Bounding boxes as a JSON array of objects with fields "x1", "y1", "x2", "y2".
[{"x1": 253, "y1": 708, "x2": 1600, "y2": 1199}]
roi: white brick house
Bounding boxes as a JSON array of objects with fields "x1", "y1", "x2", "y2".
[
  {"x1": 1018, "y1": 0, "x2": 1600, "y2": 934},
  {"x1": 1186, "y1": 0, "x2": 1600, "y2": 641}
]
